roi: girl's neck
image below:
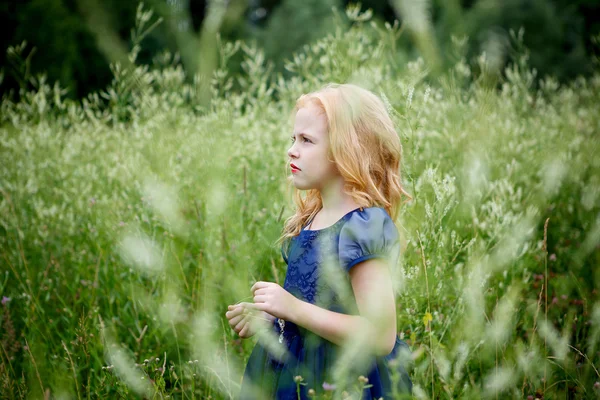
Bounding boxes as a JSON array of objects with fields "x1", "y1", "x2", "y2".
[
  {"x1": 313, "y1": 177, "x2": 362, "y2": 229},
  {"x1": 319, "y1": 176, "x2": 359, "y2": 215}
]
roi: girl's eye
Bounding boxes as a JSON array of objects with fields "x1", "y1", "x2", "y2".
[{"x1": 290, "y1": 136, "x2": 312, "y2": 143}]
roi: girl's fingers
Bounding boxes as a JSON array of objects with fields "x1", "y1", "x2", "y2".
[
  {"x1": 253, "y1": 288, "x2": 268, "y2": 296},
  {"x1": 239, "y1": 323, "x2": 250, "y2": 338},
  {"x1": 235, "y1": 314, "x2": 250, "y2": 332},
  {"x1": 228, "y1": 314, "x2": 244, "y2": 327},
  {"x1": 253, "y1": 295, "x2": 268, "y2": 303},
  {"x1": 228, "y1": 302, "x2": 244, "y2": 311},
  {"x1": 243, "y1": 302, "x2": 264, "y2": 311},
  {"x1": 238, "y1": 302, "x2": 264, "y2": 313},
  {"x1": 226, "y1": 306, "x2": 245, "y2": 319},
  {"x1": 250, "y1": 281, "x2": 269, "y2": 294}
]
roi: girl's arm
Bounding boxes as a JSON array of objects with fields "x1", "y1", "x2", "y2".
[
  {"x1": 248, "y1": 258, "x2": 397, "y2": 357},
  {"x1": 292, "y1": 258, "x2": 398, "y2": 357}
]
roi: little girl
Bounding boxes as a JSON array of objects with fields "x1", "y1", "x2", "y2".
[{"x1": 225, "y1": 83, "x2": 413, "y2": 399}]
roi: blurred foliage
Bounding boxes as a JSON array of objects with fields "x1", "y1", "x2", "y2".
[
  {"x1": 1, "y1": 2, "x2": 599, "y2": 398},
  {"x1": 252, "y1": 0, "x2": 342, "y2": 71},
  {"x1": 435, "y1": 0, "x2": 599, "y2": 80},
  {"x1": 1, "y1": 0, "x2": 599, "y2": 100}
]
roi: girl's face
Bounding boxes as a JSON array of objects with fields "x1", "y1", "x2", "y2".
[{"x1": 287, "y1": 103, "x2": 339, "y2": 191}]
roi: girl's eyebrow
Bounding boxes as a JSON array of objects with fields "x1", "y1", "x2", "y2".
[{"x1": 292, "y1": 132, "x2": 315, "y2": 139}]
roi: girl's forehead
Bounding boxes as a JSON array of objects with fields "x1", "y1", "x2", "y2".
[{"x1": 294, "y1": 106, "x2": 327, "y2": 134}]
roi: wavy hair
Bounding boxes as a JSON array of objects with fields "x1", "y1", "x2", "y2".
[{"x1": 276, "y1": 83, "x2": 412, "y2": 249}]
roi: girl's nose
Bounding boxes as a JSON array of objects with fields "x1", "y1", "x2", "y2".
[{"x1": 287, "y1": 145, "x2": 298, "y2": 159}]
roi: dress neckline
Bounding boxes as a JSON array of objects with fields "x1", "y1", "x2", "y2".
[{"x1": 301, "y1": 207, "x2": 364, "y2": 234}]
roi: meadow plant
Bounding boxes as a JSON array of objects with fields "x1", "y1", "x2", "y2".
[{"x1": 0, "y1": 2, "x2": 599, "y2": 399}]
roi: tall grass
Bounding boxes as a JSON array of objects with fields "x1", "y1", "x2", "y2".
[{"x1": 1, "y1": 3, "x2": 599, "y2": 399}]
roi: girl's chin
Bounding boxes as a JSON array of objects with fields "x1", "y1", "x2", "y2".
[{"x1": 291, "y1": 181, "x2": 313, "y2": 190}]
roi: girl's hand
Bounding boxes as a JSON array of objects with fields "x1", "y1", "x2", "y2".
[
  {"x1": 226, "y1": 304, "x2": 275, "y2": 339},
  {"x1": 246, "y1": 281, "x2": 301, "y2": 321}
]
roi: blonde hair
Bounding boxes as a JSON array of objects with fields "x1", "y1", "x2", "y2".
[{"x1": 277, "y1": 83, "x2": 412, "y2": 248}]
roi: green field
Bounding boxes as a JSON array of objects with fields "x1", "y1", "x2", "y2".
[{"x1": 1, "y1": 5, "x2": 599, "y2": 399}]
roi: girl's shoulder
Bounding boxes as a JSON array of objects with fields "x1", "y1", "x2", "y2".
[
  {"x1": 338, "y1": 206, "x2": 400, "y2": 271},
  {"x1": 341, "y1": 206, "x2": 393, "y2": 230}
]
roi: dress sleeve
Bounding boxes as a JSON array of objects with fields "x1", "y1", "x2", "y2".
[
  {"x1": 338, "y1": 208, "x2": 400, "y2": 272},
  {"x1": 281, "y1": 238, "x2": 290, "y2": 264}
]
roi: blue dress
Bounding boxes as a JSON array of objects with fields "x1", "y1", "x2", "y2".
[{"x1": 239, "y1": 207, "x2": 413, "y2": 399}]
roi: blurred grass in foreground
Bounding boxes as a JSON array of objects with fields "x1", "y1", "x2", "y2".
[{"x1": 1, "y1": 2, "x2": 600, "y2": 399}]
